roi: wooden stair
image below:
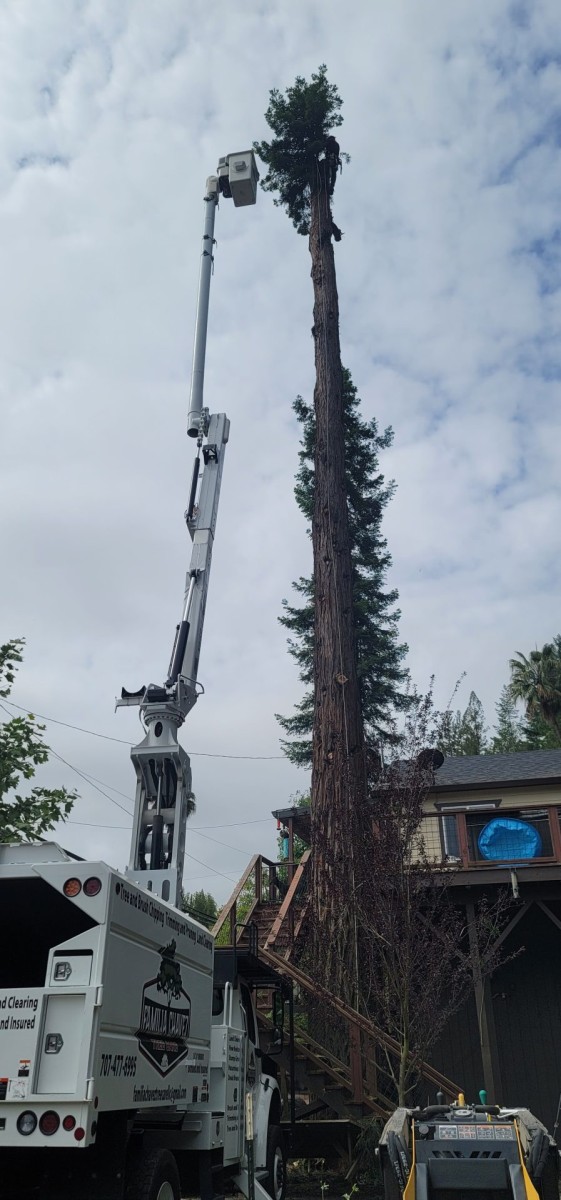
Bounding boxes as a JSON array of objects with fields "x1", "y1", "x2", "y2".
[
  {"x1": 213, "y1": 852, "x2": 462, "y2": 1136},
  {"x1": 257, "y1": 1008, "x2": 390, "y2": 1120}
]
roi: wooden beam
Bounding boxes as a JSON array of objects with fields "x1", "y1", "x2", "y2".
[
  {"x1": 288, "y1": 818, "x2": 295, "y2": 886},
  {"x1": 260, "y1": 945, "x2": 461, "y2": 1097},
  {"x1": 212, "y1": 853, "x2": 260, "y2": 938},
  {"x1": 536, "y1": 899, "x2": 561, "y2": 936},
  {"x1": 457, "y1": 812, "x2": 469, "y2": 866},
  {"x1": 264, "y1": 850, "x2": 311, "y2": 950},
  {"x1": 466, "y1": 900, "x2": 503, "y2": 1103},
  {"x1": 486, "y1": 900, "x2": 531, "y2": 956},
  {"x1": 349, "y1": 1023, "x2": 363, "y2": 1104}
]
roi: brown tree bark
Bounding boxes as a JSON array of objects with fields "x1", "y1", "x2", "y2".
[{"x1": 309, "y1": 160, "x2": 368, "y2": 1004}]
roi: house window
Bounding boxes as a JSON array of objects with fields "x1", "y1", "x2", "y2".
[
  {"x1": 466, "y1": 809, "x2": 552, "y2": 862},
  {"x1": 440, "y1": 814, "x2": 461, "y2": 860}
]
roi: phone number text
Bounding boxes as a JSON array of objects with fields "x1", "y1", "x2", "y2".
[{"x1": 100, "y1": 1054, "x2": 137, "y2": 1079}]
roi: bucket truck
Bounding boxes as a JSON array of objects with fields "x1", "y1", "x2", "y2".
[{"x1": 0, "y1": 150, "x2": 290, "y2": 1200}]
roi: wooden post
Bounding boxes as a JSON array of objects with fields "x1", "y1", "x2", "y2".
[
  {"x1": 255, "y1": 857, "x2": 262, "y2": 905},
  {"x1": 466, "y1": 900, "x2": 503, "y2": 1102},
  {"x1": 363, "y1": 1035, "x2": 378, "y2": 1101},
  {"x1": 229, "y1": 900, "x2": 237, "y2": 947},
  {"x1": 288, "y1": 817, "x2": 295, "y2": 885},
  {"x1": 457, "y1": 813, "x2": 469, "y2": 867},
  {"x1": 549, "y1": 806, "x2": 561, "y2": 862},
  {"x1": 349, "y1": 1022, "x2": 363, "y2": 1104}
]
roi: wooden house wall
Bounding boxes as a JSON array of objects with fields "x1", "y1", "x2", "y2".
[
  {"x1": 427, "y1": 993, "x2": 483, "y2": 1107},
  {"x1": 492, "y1": 903, "x2": 561, "y2": 1131},
  {"x1": 424, "y1": 783, "x2": 561, "y2": 814},
  {"x1": 428, "y1": 900, "x2": 561, "y2": 1133}
]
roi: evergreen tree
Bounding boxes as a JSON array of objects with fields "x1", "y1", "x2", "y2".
[
  {"x1": 255, "y1": 67, "x2": 370, "y2": 1001},
  {"x1": 180, "y1": 888, "x2": 218, "y2": 927},
  {"x1": 254, "y1": 65, "x2": 349, "y2": 235},
  {"x1": 276, "y1": 371, "x2": 409, "y2": 767},
  {"x1": 437, "y1": 691, "x2": 488, "y2": 756},
  {"x1": 490, "y1": 686, "x2": 525, "y2": 753}
]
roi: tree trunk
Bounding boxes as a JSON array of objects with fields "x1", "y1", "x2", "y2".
[
  {"x1": 398, "y1": 1033, "x2": 409, "y2": 1107},
  {"x1": 309, "y1": 160, "x2": 368, "y2": 1004}
]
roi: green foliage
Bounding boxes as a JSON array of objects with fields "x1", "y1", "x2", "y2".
[
  {"x1": 253, "y1": 64, "x2": 347, "y2": 234},
  {"x1": 522, "y1": 709, "x2": 561, "y2": 749},
  {"x1": 180, "y1": 888, "x2": 218, "y2": 927},
  {"x1": 490, "y1": 685, "x2": 526, "y2": 753},
  {"x1": 276, "y1": 371, "x2": 410, "y2": 766},
  {"x1": 437, "y1": 690, "x2": 488, "y2": 757},
  {"x1": 0, "y1": 639, "x2": 76, "y2": 841},
  {"x1": 509, "y1": 638, "x2": 561, "y2": 742},
  {"x1": 214, "y1": 875, "x2": 257, "y2": 947},
  {"x1": 435, "y1": 641, "x2": 561, "y2": 758}
]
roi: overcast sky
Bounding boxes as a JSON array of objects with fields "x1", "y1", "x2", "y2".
[{"x1": 1, "y1": 0, "x2": 560, "y2": 904}]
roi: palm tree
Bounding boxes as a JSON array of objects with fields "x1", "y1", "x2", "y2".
[{"x1": 509, "y1": 639, "x2": 561, "y2": 742}]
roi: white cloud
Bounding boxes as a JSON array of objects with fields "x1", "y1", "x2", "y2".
[{"x1": 1, "y1": 0, "x2": 561, "y2": 901}]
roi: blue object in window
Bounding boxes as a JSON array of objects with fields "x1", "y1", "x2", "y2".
[{"x1": 477, "y1": 816, "x2": 542, "y2": 861}]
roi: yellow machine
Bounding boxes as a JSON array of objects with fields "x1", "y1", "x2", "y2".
[{"x1": 378, "y1": 1099, "x2": 559, "y2": 1200}]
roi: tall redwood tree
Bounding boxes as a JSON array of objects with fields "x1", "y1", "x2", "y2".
[{"x1": 255, "y1": 68, "x2": 370, "y2": 999}]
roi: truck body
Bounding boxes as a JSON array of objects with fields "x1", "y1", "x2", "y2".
[{"x1": 0, "y1": 842, "x2": 285, "y2": 1200}]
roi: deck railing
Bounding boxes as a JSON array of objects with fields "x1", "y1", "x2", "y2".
[
  {"x1": 212, "y1": 853, "x2": 297, "y2": 945},
  {"x1": 420, "y1": 803, "x2": 561, "y2": 870}
]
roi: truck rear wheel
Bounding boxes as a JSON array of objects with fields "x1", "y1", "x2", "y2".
[
  {"x1": 265, "y1": 1125, "x2": 286, "y2": 1200},
  {"x1": 125, "y1": 1147, "x2": 181, "y2": 1200}
]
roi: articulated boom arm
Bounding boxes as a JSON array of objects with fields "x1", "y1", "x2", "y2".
[
  {"x1": 118, "y1": 412, "x2": 229, "y2": 905},
  {"x1": 165, "y1": 410, "x2": 230, "y2": 709},
  {"x1": 117, "y1": 151, "x2": 258, "y2": 908}
]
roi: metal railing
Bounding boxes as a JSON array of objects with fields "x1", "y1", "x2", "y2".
[{"x1": 419, "y1": 804, "x2": 561, "y2": 869}]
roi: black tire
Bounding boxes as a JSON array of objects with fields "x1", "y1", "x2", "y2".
[
  {"x1": 125, "y1": 1147, "x2": 181, "y2": 1200},
  {"x1": 527, "y1": 1131, "x2": 549, "y2": 1182},
  {"x1": 536, "y1": 1152, "x2": 560, "y2": 1200},
  {"x1": 265, "y1": 1125, "x2": 286, "y2": 1200}
]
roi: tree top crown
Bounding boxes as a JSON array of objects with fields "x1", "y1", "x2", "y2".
[{"x1": 253, "y1": 65, "x2": 345, "y2": 234}]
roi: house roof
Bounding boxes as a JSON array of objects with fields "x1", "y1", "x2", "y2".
[
  {"x1": 431, "y1": 748, "x2": 561, "y2": 792},
  {"x1": 272, "y1": 751, "x2": 561, "y2": 837}
]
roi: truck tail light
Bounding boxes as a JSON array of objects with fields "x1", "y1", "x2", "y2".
[
  {"x1": 74, "y1": 1127, "x2": 85, "y2": 1141},
  {"x1": 17, "y1": 1111, "x2": 37, "y2": 1136},
  {"x1": 63, "y1": 878, "x2": 82, "y2": 898},
  {"x1": 39, "y1": 1111, "x2": 60, "y2": 1136},
  {"x1": 83, "y1": 877, "x2": 101, "y2": 897},
  {"x1": 63, "y1": 1115, "x2": 76, "y2": 1131}
]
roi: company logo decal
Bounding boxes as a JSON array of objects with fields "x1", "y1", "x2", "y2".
[{"x1": 136, "y1": 941, "x2": 191, "y2": 1077}]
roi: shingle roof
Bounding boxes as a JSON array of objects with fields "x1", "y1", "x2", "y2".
[
  {"x1": 272, "y1": 752, "x2": 561, "y2": 833},
  {"x1": 432, "y1": 749, "x2": 561, "y2": 792}
]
